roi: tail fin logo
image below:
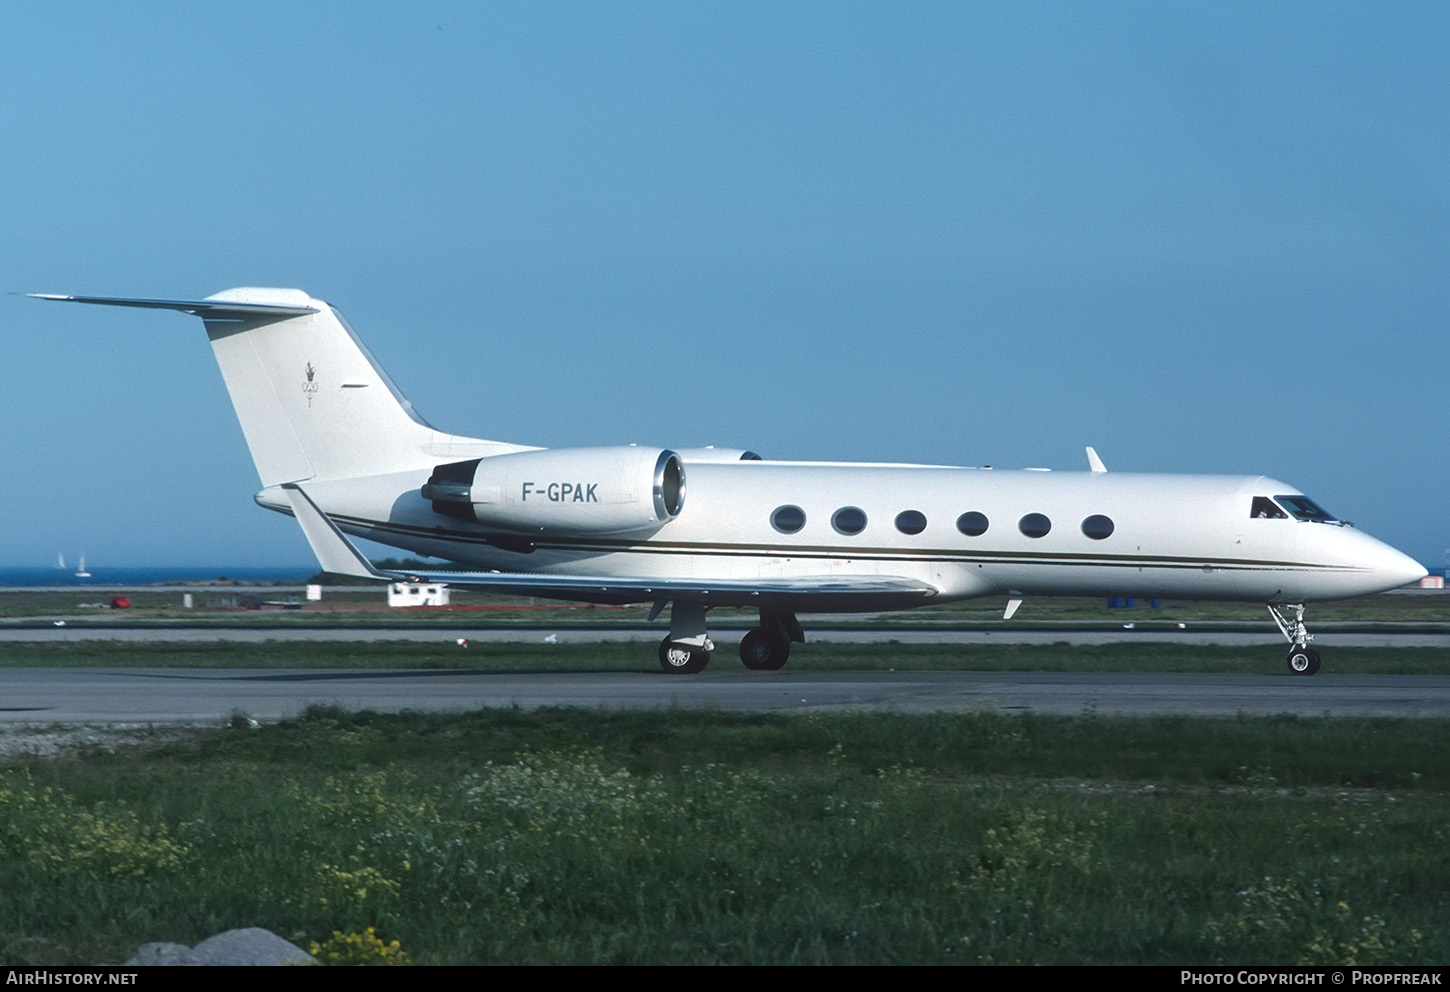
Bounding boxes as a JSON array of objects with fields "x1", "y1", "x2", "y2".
[{"x1": 302, "y1": 362, "x2": 318, "y2": 407}]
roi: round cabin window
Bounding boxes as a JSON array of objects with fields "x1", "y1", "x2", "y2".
[
  {"x1": 956, "y1": 511, "x2": 989, "y2": 536},
  {"x1": 1019, "y1": 513, "x2": 1051, "y2": 538}
]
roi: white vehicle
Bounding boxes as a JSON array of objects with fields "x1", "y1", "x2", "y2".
[{"x1": 34, "y1": 288, "x2": 1426, "y2": 675}]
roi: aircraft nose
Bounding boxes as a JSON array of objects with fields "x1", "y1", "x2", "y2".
[
  {"x1": 1367, "y1": 540, "x2": 1427, "y2": 591},
  {"x1": 1390, "y1": 551, "x2": 1429, "y2": 588}
]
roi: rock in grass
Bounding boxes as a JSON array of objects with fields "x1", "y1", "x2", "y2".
[{"x1": 126, "y1": 928, "x2": 315, "y2": 966}]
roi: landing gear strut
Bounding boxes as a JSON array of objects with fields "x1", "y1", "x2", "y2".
[
  {"x1": 1268, "y1": 603, "x2": 1321, "y2": 676},
  {"x1": 739, "y1": 609, "x2": 803, "y2": 671},
  {"x1": 655, "y1": 603, "x2": 805, "y2": 674}
]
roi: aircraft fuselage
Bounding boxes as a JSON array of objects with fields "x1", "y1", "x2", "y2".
[{"x1": 269, "y1": 461, "x2": 1422, "y2": 609}]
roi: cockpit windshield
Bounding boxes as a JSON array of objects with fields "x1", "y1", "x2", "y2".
[
  {"x1": 1251, "y1": 496, "x2": 1287, "y2": 519},
  {"x1": 1275, "y1": 495, "x2": 1337, "y2": 523},
  {"x1": 1251, "y1": 495, "x2": 1339, "y2": 522}
]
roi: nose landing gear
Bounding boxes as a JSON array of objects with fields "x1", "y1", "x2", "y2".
[
  {"x1": 1269, "y1": 603, "x2": 1321, "y2": 675},
  {"x1": 1286, "y1": 643, "x2": 1321, "y2": 676}
]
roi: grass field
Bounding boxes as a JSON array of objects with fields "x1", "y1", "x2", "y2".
[
  {"x1": 1, "y1": 705, "x2": 1447, "y2": 966},
  {"x1": 1, "y1": 599, "x2": 1445, "y2": 966}
]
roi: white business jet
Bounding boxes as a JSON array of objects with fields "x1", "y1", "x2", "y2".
[{"x1": 33, "y1": 288, "x2": 1425, "y2": 675}]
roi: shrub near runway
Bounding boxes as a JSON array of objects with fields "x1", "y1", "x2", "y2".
[{"x1": 1, "y1": 707, "x2": 1448, "y2": 965}]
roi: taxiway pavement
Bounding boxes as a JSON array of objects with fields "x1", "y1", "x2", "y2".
[{"x1": 3, "y1": 667, "x2": 1449, "y2": 724}]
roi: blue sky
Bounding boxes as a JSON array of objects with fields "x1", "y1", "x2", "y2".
[{"x1": 4, "y1": 1, "x2": 1447, "y2": 568}]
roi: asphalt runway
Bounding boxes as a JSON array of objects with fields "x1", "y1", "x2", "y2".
[
  {"x1": 4, "y1": 667, "x2": 1450, "y2": 724},
  {"x1": 2, "y1": 622, "x2": 1447, "y2": 725}
]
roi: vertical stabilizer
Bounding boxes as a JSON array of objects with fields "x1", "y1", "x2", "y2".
[
  {"x1": 198, "y1": 288, "x2": 442, "y2": 485},
  {"x1": 33, "y1": 288, "x2": 525, "y2": 487}
]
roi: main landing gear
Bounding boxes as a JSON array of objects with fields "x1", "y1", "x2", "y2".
[
  {"x1": 658, "y1": 636, "x2": 711, "y2": 675},
  {"x1": 658, "y1": 600, "x2": 714, "y2": 674},
  {"x1": 1268, "y1": 603, "x2": 1321, "y2": 676},
  {"x1": 739, "y1": 610, "x2": 804, "y2": 671},
  {"x1": 656, "y1": 603, "x2": 803, "y2": 675}
]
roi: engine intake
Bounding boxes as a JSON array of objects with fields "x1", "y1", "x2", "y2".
[{"x1": 423, "y1": 446, "x2": 685, "y2": 536}]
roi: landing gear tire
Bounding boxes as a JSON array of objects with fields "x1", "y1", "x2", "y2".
[
  {"x1": 659, "y1": 637, "x2": 711, "y2": 674},
  {"x1": 1286, "y1": 646, "x2": 1321, "y2": 676},
  {"x1": 739, "y1": 629, "x2": 790, "y2": 671}
]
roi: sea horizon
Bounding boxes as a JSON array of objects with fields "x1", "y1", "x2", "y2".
[{"x1": 0, "y1": 565, "x2": 318, "y2": 587}]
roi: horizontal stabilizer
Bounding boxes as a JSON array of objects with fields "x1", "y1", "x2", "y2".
[
  {"x1": 28, "y1": 294, "x2": 318, "y2": 318},
  {"x1": 282, "y1": 484, "x2": 940, "y2": 610}
]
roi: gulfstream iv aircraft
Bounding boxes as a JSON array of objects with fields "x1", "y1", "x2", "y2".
[{"x1": 35, "y1": 288, "x2": 1426, "y2": 675}]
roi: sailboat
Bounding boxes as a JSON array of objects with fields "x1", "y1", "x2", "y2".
[
  {"x1": 74, "y1": 553, "x2": 91, "y2": 579},
  {"x1": 56, "y1": 552, "x2": 67, "y2": 570}
]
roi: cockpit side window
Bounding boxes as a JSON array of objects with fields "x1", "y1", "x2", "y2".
[
  {"x1": 1276, "y1": 495, "x2": 1337, "y2": 522},
  {"x1": 1251, "y1": 496, "x2": 1287, "y2": 519}
]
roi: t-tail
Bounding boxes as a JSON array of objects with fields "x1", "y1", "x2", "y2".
[{"x1": 31, "y1": 288, "x2": 528, "y2": 486}]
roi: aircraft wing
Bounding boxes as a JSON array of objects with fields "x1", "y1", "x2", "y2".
[{"x1": 282, "y1": 484, "x2": 940, "y2": 611}]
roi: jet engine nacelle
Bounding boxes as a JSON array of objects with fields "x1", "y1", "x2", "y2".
[
  {"x1": 673, "y1": 447, "x2": 763, "y2": 463},
  {"x1": 423, "y1": 446, "x2": 685, "y2": 535}
]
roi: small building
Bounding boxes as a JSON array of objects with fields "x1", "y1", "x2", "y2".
[{"x1": 387, "y1": 582, "x2": 450, "y2": 607}]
